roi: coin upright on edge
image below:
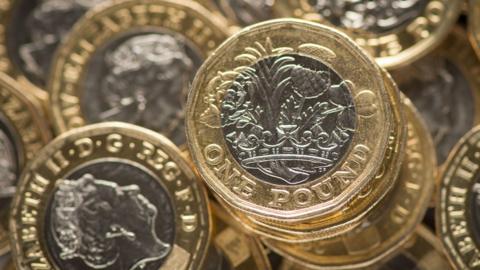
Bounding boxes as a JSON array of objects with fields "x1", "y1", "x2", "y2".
[
  {"x1": 203, "y1": 201, "x2": 271, "y2": 270},
  {"x1": 186, "y1": 18, "x2": 393, "y2": 223},
  {"x1": 278, "y1": 225, "x2": 451, "y2": 270},
  {"x1": 9, "y1": 122, "x2": 210, "y2": 270},
  {"x1": 273, "y1": 0, "x2": 462, "y2": 69},
  {"x1": 0, "y1": 0, "x2": 107, "y2": 104},
  {"x1": 214, "y1": 70, "x2": 406, "y2": 242},
  {"x1": 263, "y1": 97, "x2": 435, "y2": 269},
  {"x1": 392, "y1": 27, "x2": 480, "y2": 167},
  {"x1": 49, "y1": 0, "x2": 230, "y2": 146},
  {"x1": 0, "y1": 73, "x2": 51, "y2": 256},
  {"x1": 436, "y1": 125, "x2": 480, "y2": 269}
]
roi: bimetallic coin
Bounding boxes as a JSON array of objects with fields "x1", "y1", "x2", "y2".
[
  {"x1": 10, "y1": 122, "x2": 210, "y2": 270},
  {"x1": 263, "y1": 97, "x2": 436, "y2": 269},
  {"x1": 212, "y1": 70, "x2": 405, "y2": 242},
  {"x1": 0, "y1": 0, "x2": 106, "y2": 102},
  {"x1": 0, "y1": 73, "x2": 50, "y2": 256},
  {"x1": 392, "y1": 27, "x2": 480, "y2": 165},
  {"x1": 49, "y1": 0, "x2": 230, "y2": 146},
  {"x1": 278, "y1": 225, "x2": 451, "y2": 270},
  {"x1": 187, "y1": 19, "x2": 393, "y2": 222},
  {"x1": 436, "y1": 125, "x2": 480, "y2": 269},
  {"x1": 273, "y1": 0, "x2": 462, "y2": 69},
  {"x1": 203, "y1": 202, "x2": 271, "y2": 270}
]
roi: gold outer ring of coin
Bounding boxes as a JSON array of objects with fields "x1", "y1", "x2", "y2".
[
  {"x1": 214, "y1": 70, "x2": 405, "y2": 242},
  {"x1": 262, "y1": 97, "x2": 436, "y2": 269},
  {"x1": 436, "y1": 125, "x2": 480, "y2": 269},
  {"x1": 278, "y1": 225, "x2": 450, "y2": 270},
  {"x1": 272, "y1": 0, "x2": 462, "y2": 69},
  {"x1": 48, "y1": 0, "x2": 230, "y2": 135},
  {"x1": 0, "y1": 73, "x2": 51, "y2": 256},
  {"x1": 186, "y1": 18, "x2": 393, "y2": 222},
  {"x1": 0, "y1": 0, "x2": 51, "y2": 108},
  {"x1": 208, "y1": 201, "x2": 272, "y2": 270},
  {"x1": 9, "y1": 122, "x2": 211, "y2": 270}
]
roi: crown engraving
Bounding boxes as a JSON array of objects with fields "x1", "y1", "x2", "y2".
[{"x1": 209, "y1": 39, "x2": 357, "y2": 185}]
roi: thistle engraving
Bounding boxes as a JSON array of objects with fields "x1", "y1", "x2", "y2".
[{"x1": 203, "y1": 39, "x2": 356, "y2": 185}]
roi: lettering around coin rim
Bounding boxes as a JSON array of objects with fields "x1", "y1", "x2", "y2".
[
  {"x1": 263, "y1": 97, "x2": 436, "y2": 269},
  {"x1": 48, "y1": 0, "x2": 230, "y2": 141},
  {"x1": 9, "y1": 122, "x2": 210, "y2": 270},
  {"x1": 437, "y1": 125, "x2": 480, "y2": 269},
  {"x1": 273, "y1": 0, "x2": 462, "y2": 69},
  {"x1": 186, "y1": 18, "x2": 392, "y2": 221},
  {"x1": 0, "y1": 73, "x2": 51, "y2": 256}
]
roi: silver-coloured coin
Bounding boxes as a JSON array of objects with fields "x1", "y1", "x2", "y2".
[
  {"x1": 81, "y1": 32, "x2": 202, "y2": 146},
  {"x1": 220, "y1": 54, "x2": 356, "y2": 185},
  {"x1": 310, "y1": 0, "x2": 428, "y2": 33},
  {"x1": 392, "y1": 57, "x2": 474, "y2": 163}
]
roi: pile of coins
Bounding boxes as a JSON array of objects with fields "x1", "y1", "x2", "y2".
[{"x1": 0, "y1": 0, "x2": 478, "y2": 269}]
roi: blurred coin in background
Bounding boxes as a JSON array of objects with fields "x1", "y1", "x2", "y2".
[
  {"x1": 49, "y1": 0, "x2": 229, "y2": 147},
  {"x1": 391, "y1": 27, "x2": 480, "y2": 166},
  {"x1": 274, "y1": 0, "x2": 462, "y2": 69},
  {"x1": 196, "y1": 0, "x2": 275, "y2": 26},
  {"x1": 0, "y1": 0, "x2": 106, "y2": 102},
  {"x1": 0, "y1": 73, "x2": 50, "y2": 256}
]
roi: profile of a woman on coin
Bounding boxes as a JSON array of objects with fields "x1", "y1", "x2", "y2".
[{"x1": 50, "y1": 173, "x2": 171, "y2": 270}]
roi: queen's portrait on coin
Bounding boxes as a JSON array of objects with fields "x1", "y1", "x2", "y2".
[
  {"x1": 87, "y1": 33, "x2": 195, "y2": 144},
  {"x1": 50, "y1": 173, "x2": 171, "y2": 269}
]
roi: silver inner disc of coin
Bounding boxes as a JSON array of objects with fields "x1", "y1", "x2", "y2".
[
  {"x1": 6, "y1": 0, "x2": 105, "y2": 87},
  {"x1": 221, "y1": 54, "x2": 356, "y2": 185},
  {"x1": 393, "y1": 57, "x2": 474, "y2": 163},
  {"x1": 45, "y1": 160, "x2": 175, "y2": 270},
  {"x1": 81, "y1": 30, "x2": 203, "y2": 146},
  {"x1": 310, "y1": 0, "x2": 428, "y2": 34}
]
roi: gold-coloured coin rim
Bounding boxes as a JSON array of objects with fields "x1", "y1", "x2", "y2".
[
  {"x1": 186, "y1": 18, "x2": 393, "y2": 221},
  {"x1": 0, "y1": 73, "x2": 51, "y2": 256},
  {"x1": 436, "y1": 125, "x2": 480, "y2": 269},
  {"x1": 9, "y1": 122, "x2": 211, "y2": 270}
]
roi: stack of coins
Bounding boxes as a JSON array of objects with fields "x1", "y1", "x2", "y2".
[{"x1": 0, "y1": 0, "x2": 479, "y2": 269}]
